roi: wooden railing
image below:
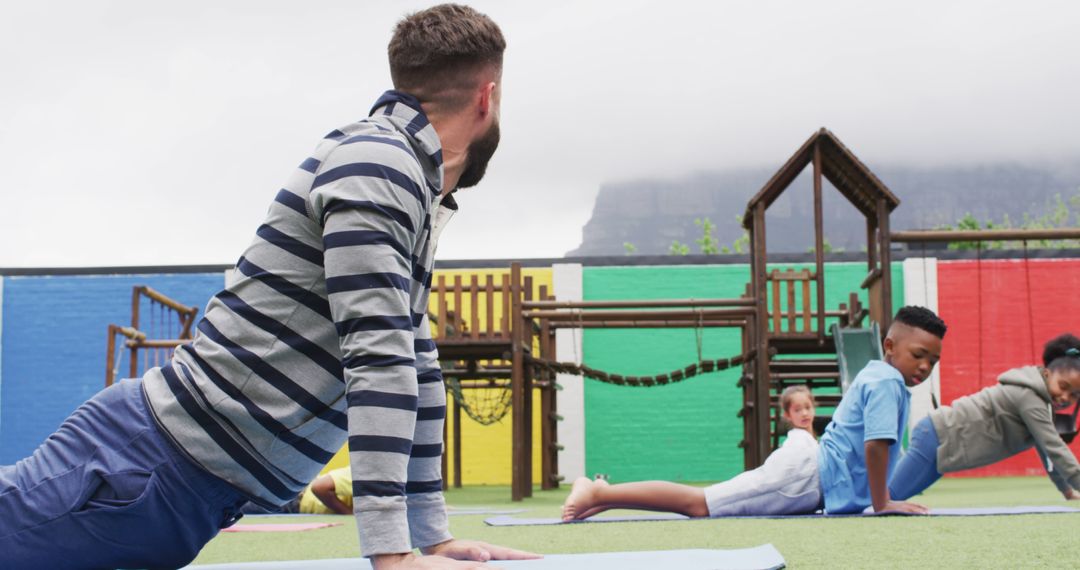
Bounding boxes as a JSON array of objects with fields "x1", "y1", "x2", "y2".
[{"x1": 766, "y1": 268, "x2": 817, "y2": 336}]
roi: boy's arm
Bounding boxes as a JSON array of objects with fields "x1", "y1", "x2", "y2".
[
  {"x1": 311, "y1": 474, "x2": 352, "y2": 515},
  {"x1": 865, "y1": 440, "x2": 928, "y2": 513},
  {"x1": 861, "y1": 380, "x2": 928, "y2": 514}
]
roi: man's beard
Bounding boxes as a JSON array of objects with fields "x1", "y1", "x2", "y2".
[{"x1": 456, "y1": 120, "x2": 500, "y2": 189}]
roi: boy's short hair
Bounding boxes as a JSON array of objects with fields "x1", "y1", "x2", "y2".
[
  {"x1": 893, "y1": 306, "x2": 947, "y2": 339},
  {"x1": 388, "y1": 4, "x2": 506, "y2": 109}
]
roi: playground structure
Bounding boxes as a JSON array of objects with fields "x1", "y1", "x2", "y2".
[
  {"x1": 105, "y1": 285, "x2": 199, "y2": 387},
  {"x1": 100, "y1": 128, "x2": 1080, "y2": 502},
  {"x1": 427, "y1": 128, "x2": 909, "y2": 498}
]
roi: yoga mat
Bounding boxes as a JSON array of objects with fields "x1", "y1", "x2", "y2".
[
  {"x1": 187, "y1": 545, "x2": 786, "y2": 570},
  {"x1": 222, "y1": 522, "x2": 343, "y2": 533},
  {"x1": 447, "y1": 507, "x2": 528, "y2": 516},
  {"x1": 485, "y1": 505, "x2": 1080, "y2": 526},
  {"x1": 243, "y1": 507, "x2": 524, "y2": 518}
]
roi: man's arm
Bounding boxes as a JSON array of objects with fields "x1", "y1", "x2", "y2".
[
  {"x1": 311, "y1": 141, "x2": 427, "y2": 559},
  {"x1": 404, "y1": 320, "x2": 453, "y2": 548}
]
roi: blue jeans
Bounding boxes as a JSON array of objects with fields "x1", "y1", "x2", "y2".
[
  {"x1": 888, "y1": 415, "x2": 942, "y2": 500},
  {"x1": 0, "y1": 378, "x2": 247, "y2": 569}
]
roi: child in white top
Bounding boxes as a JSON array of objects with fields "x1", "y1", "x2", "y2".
[{"x1": 562, "y1": 386, "x2": 821, "y2": 520}]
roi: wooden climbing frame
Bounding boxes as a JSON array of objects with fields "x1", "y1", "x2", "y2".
[{"x1": 105, "y1": 285, "x2": 198, "y2": 386}]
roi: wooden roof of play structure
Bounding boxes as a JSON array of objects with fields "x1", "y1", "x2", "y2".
[
  {"x1": 739, "y1": 128, "x2": 903, "y2": 466},
  {"x1": 742, "y1": 128, "x2": 900, "y2": 226}
]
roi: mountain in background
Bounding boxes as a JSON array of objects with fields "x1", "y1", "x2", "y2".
[{"x1": 566, "y1": 163, "x2": 1080, "y2": 256}]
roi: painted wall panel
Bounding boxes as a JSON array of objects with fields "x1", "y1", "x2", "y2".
[
  {"x1": 582, "y1": 262, "x2": 905, "y2": 483},
  {"x1": 937, "y1": 258, "x2": 1080, "y2": 478},
  {"x1": 0, "y1": 273, "x2": 223, "y2": 463},
  {"x1": 421, "y1": 267, "x2": 552, "y2": 485}
]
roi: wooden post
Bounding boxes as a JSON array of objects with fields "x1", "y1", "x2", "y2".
[
  {"x1": 522, "y1": 275, "x2": 535, "y2": 498},
  {"x1": 436, "y1": 276, "x2": 448, "y2": 340},
  {"x1": 539, "y1": 285, "x2": 557, "y2": 490},
  {"x1": 801, "y1": 274, "x2": 811, "y2": 333},
  {"x1": 453, "y1": 398, "x2": 462, "y2": 488},
  {"x1": 877, "y1": 198, "x2": 893, "y2": 331},
  {"x1": 485, "y1": 274, "x2": 495, "y2": 336},
  {"x1": 785, "y1": 278, "x2": 796, "y2": 333},
  {"x1": 770, "y1": 271, "x2": 781, "y2": 334},
  {"x1": 453, "y1": 275, "x2": 463, "y2": 337},
  {"x1": 500, "y1": 275, "x2": 511, "y2": 336},
  {"x1": 469, "y1": 275, "x2": 480, "y2": 340},
  {"x1": 740, "y1": 313, "x2": 755, "y2": 470},
  {"x1": 129, "y1": 287, "x2": 141, "y2": 378},
  {"x1": 812, "y1": 143, "x2": 826, "y2": 342},
  {"x1": 105, "y1": 325, "x2": 117, "y2": 387},
  {"x1": 752, "y1": 204, "x2": 771, "y2": 467},
  {"x1": 866, "y1": 219, "x2": 878, "y2": 272},
  {"x1": 509, "y1": 262, "x2": 526, "y2": 501}
]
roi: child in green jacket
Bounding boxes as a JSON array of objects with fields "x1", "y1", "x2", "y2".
[{"x1": 889, "y1": 333, "x2": 1080, "y2": 500}]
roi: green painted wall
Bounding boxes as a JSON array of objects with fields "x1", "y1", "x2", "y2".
[{"x1": 582, "y1": 262, "x2": 905, "y2": 483}]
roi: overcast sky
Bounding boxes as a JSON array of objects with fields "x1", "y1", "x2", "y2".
[{"x1": 2, "y1": 1, "x2": 1078, "y2": 267}]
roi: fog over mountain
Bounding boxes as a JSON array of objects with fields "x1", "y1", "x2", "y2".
[{"x1": 567, "y1": 162, "x2": 1080, "y2": 256}]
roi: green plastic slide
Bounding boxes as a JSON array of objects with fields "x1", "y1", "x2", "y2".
[{"x1": 831, "y1": 322, "x2": 883, "y2": 393}]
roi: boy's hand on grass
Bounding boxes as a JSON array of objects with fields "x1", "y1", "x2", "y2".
[
  {"x1": 879, "y1": 500, "x2": 929, "y2": 515},
  {"x1": 1063, "y1": 489, "x2": 1078, "y2": 500},
  {"x1": 422, "y1": 539, "x2": 542, "y2": 562}
]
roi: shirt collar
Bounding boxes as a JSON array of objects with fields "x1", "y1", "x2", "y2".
[{"x1": 369, "y1": 90, "x2": 445, "y2": 174}]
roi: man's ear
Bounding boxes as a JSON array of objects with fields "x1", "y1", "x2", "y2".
[{"x1": 477, "y1": 81, "x2": 496, "y2": 118}]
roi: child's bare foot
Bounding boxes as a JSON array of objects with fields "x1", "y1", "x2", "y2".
[{"x1": 562, "y1": 477, "x2": 597, "y2": 521}]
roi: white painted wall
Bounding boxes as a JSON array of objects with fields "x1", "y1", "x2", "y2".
[
  {"x1": 552, "y1": 263, "x2": 585, "y2": 483},
  {"x1": 0, "y1": 277, "x2": 4, "y2": 431},
  {"x1": 903, "y1": 257, "x2": 941, "y2": 431}
]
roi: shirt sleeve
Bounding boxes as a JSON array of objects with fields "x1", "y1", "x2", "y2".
[
  {"x1": 1020, "y1": 402, "x2": 1080, "y2": 492},
  {"x1": 1036, "y1": 447, "x2": 1071, "y2": 495},
  {"x1": 406, "y1": 314, "x2": 452, "y2": 548},
  {"x1": 863, "y1": 380, "x2": 904, "y2": 443},
  {"x1": 309, "y1": 140, "x2": 428, "y2": 556}
]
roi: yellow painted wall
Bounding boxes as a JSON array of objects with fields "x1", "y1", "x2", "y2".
[{"x1": 324, "y1": 267, "x2": 553, "y2": 486}]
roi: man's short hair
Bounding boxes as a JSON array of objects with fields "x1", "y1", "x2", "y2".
[
  {"x1": 389, "y1": 4, "x2": 506, "y2": 109},
  {"x1": 893, "y1": 306, "x2": 947, "y2": 339}
]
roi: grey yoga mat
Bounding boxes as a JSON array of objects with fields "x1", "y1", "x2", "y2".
[
  {"x1": 484, "y1": 505, "x2": 1080, "y2": 526},
  {"x1": 187, "y1": 545, "x2": 786, "y2": 570}
]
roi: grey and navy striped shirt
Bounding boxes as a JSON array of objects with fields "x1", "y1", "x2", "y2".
[{"x1": 143, "y1": 91, "x2": 454, "y2": 556}]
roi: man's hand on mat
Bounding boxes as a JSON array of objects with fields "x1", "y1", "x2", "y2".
[
  {"x1": 423, "y1": 539, "x2": 542, "y2": 562},
  {"x1": 879, "y1": 500, "x2": 929, "y2": 515},
  {"x1": 370, "y1": 552, "x2": 497, "y2": 569}
]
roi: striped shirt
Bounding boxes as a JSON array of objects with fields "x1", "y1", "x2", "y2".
[{"x1": 143, "y1": 90, "x2": 454, "y2": 556}]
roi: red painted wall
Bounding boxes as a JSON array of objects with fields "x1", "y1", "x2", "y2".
[{"x1": 937, "y1": 258, "x2": 1080, "y2": 479}]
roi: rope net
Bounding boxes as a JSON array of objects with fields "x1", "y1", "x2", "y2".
[
  {"x1": 446, "y1": 378, "x2": 513, "y2": 426},
  {"x1": 525, "y1": 350, "x2": 756, "y2": 388}
]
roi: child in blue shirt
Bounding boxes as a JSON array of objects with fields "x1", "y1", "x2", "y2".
[{"x1": 818, "y1": 305, "x2": 946, "y2": 514}]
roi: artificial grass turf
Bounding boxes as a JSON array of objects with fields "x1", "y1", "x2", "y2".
[{"x1": 191, "y1": 477, "x2": 1077, "y2": 568}]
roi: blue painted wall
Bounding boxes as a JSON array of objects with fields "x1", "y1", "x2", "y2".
[{"x1": 0, "y1": 273, "x2": 223, "y2": 463}]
